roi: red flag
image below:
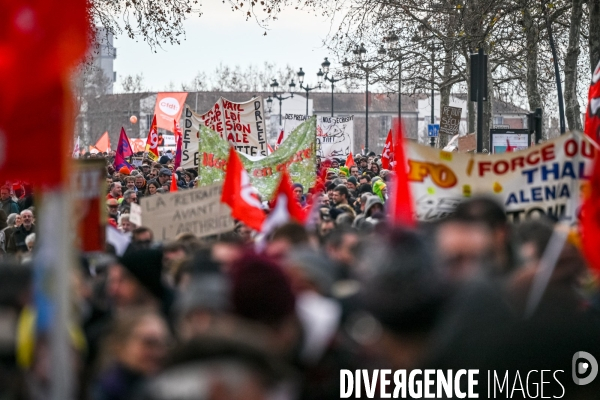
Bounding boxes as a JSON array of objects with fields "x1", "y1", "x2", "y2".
[
  {"x1": 581, "y1": 143, "x2": 600, "y2": 275},
  {"x1": 267, "y1": 143, "x2": 274, "y2": 154},
  {"x1": 0, "y1": 0, "x2": 89, "y2": 183},
  {"x1": 585, "y1": 60, "x2": 600, "y2": 143},
  {"x1": 261, "y1": 171, "x2": 308, "y2": 236},
  {"x1": 221, "y1": 147, "x2": 266, "y2": 231},
  {"x1": 170, "y1": 173, "x2": 178, "y2": 192},
  {"x1": 506, "y1": 138, "x2": 516, "y2": 153},
  {"x1": 146, "y1": 115, "x2": 160, "y2": 161},
  {"x1": 95, "y1": 131, "x2": 111, "y2": 153},
  {"x1": 276, "y1": 130, "x2": 285, "y2": 148},
  {"x1": 381, "y1": 129, "x2": 394, "y2": 169},
  {"x1": 173, "y1": 120, "x2": 182, "y2": 169},
  {"x1": 345, "y1": 152, "x2": 355, "y2": 168},
  {"x1": 389, "y1": 119, "x2": 415, "y2": 227}
]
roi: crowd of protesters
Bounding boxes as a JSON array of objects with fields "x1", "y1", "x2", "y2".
[{"x1": 0, "y1": 148, "x2": 600, "y2": 399}]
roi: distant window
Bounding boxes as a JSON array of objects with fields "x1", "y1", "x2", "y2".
[
  {"x1": 113, "y1": 71, "x2": 116, "y2": 82},
  {"x1": 493, "y1": 116, "x2": 504, "y2": 125}
]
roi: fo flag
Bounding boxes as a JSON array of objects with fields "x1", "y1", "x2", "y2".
[
  {"x1": 114, "y1": 128, "x2": 133, "y2": 171},
  {"x1": 146, "y1": 115, "x2": 160, "y2": 161},
  {"x1": 221, "y1": 147, "x2": 266, "y2": 231}
]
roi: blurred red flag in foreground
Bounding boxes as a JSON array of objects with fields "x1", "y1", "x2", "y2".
[
  {"x1": 585, "y1": 60, "x2": 600, "y2": 143},
  {"x1": 389, "y1": 118, "x2": 415, "y2": 227},
  {"x1": 0, "y1": 0, "x2": 90, "y2": 186},
  {"x1": 581, "y1": 147, "x2": 600, "y2": 275}
]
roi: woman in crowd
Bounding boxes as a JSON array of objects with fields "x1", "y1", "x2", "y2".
[{"x1": 145, "y1": 180, "x2": 160, "y2": 197}]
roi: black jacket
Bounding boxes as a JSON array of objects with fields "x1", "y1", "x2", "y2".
[{"x1": 6, "y1": 225, "x2": 35, "y2": 254}]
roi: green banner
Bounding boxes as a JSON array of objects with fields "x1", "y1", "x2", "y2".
[{"x1": 198, "y1": 117, "x2": 317, "y2": 199}]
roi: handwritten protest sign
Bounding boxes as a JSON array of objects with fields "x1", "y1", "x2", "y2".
[
  {"x1": 280, "y1": 114, "x2": 309, "y2": 146},
  {"x1": 200, "y1": 97, "x2": 268, "y2": 156},
  {"x1": 406, "y1": 132, "x2": 595, "y2": 222},
  {"x1": 316, "y1": 116, "x2": 354, "y2": 160},
  {"x1": 136, "y1": 184, "x2": 234, "y2": 241},
  {"x1": 198, "y1": 117, "x2": 317, "y2": 199},
  {"x1": 439, "y1": 106, "x2": 462, "y2": 136}
]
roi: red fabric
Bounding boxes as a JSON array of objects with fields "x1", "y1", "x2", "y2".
[
  {"x1": 170, "y1": 173, "x2": 178, "y2": 192},
  {"x1": 381, "y1": 129, "x2": 394, "y2": 170},
  {"x1": 0, "y1": 0, "x2": 89, "y2": 185},
  {"x1": 581, "y1": 147, "x2": 600, "y2": 275},
  {"x1": 345, "y1": 152, "x2": 355, "y2": 168},
  {"x1": 505, "y1": 138, "x2": 516, "y2": 153},
  {"x1": 389, "y1": 119, "x2": 415, "y2": 227},
  {"x1": 94, "y1": 131, "x2": 111, "y2": 153},
  {"x1": 276, "y1": 130, "x2": 284, "y2": 147},
  {"x1": 173, "y1": 120, "x2": 182, "y2": 170},
  {"x1": 585, "y1": 60, "x2": 600, "y2": 143},
  {"x1": 221, "y1": 147, "x2": 266, "y2": 231},
  {"x1": 146, "y1": 115, "x2": 160, "y2": 161},
  {"x1": 273, "y1": 171, "x2": 309, "y2": 225}
]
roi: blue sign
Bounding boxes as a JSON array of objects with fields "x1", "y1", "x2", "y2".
[{"x1": 428, "y1": 124, "x2": 440, "y2": 137}]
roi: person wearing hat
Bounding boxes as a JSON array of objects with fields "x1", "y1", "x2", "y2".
[
  {"x1": 292, "y1": 183, "x2": 306, "y2": 207},
  {"x1": 346, "y1": 176, "x2": 358, "y2": 197},
  {"x1": 118, "y1": 166, "x2": 131, "y2": 177},
  {"x1": 157, "y1": 168, "x2": 172, "y2": 187},
  {"x1": 107, "y1": 248, "x2": 169, "y2": 313},
  {"x1": 158, "y1": 155, "x2": 170, "y2": 165}
]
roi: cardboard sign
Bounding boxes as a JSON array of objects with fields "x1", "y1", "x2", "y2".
[
  {"x1": 316, "y1": 116, "x2": 354, "y2": 160},
  {"x1": 439, "y1": 106, "x2": 462, "y2": 136},
  {"x1": 137, "y1": 184, "x2": 234, "y2": 241},
  {"x1": 406, "y1": 132, "x2": 595, "y2": 223}
]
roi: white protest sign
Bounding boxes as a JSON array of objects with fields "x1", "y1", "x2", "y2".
[
  {"x1": 316, "y1": 115, "x2": 354, "y2": 160},
  {"x1": 406, "y1": 132, "x2": 595, "y2": 223},
  {"x1": 280, "y1": 114, "x2": 309, "y2": 147},
  {"x1": 129, "y1": 202, "x2": 142, "y2": 226},
  {"x1": 138, "y1": 183, "x2": 234, "y2": 241},
  {"x1": 199, "y1": 97, "x2": 268, "y2": 157}
]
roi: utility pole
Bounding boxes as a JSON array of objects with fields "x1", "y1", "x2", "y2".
[{"x1": 471, "y1": 47, "x2": 488, "y2": 153}]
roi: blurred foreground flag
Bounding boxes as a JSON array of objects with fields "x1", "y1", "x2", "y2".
[
  {"x1": 0, "y1": 0, "x2": 90, "y2": 186},
  {"x1": 389, "y1": 119, "x2": 415, "y2": 227},
  {"x1": 585, "y1": 60, "x2": 600, "y2": 143},
  {"x1": 581, "y1": 148, "x2": 600, "y2": 275}
]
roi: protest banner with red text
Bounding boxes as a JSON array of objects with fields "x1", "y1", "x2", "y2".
[
  {"x1": 406, "y1": 132, "x2": 596, "y2": 222},
  {"x1": 197, "y1": 117, "x2": 317, "y2": 199},
  {"x1": 199, "y1": 97, "x2": 269, "y2": 157}
]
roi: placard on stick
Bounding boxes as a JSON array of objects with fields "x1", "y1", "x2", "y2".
[{"x1": 439, "y1": 106, "x2": 462, "y2": 136}]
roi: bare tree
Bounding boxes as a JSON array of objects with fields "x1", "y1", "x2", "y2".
[{"x1": 121, "y1": 73, "x2": 146, "y2": 93}]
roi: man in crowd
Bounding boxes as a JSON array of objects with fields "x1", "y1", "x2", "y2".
[
  {"x1": 331, "y1": 185, "x2": 351, "y2": 207},
  {"x1": 157, "y1": 168, "x2": 172, "y2": 187},
  {"x1": 6, "y1": 209, "x2": 35, "y2": 254},
  {"x1": 119, "y1": 190, "x2": 138, "y2": 214},
  {"x1": 0, "y1": 186, "x2": 19, "y2": 216},
  {"x1": 106, "y1": 182, "x2": 123, "y2": 201}
]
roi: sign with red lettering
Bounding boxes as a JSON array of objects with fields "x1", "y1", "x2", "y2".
[
  {"x1": 406, "y1": 132, "x2": 596, "y2": 222},
  {"x1": 199, "y1": 96, "x2": 268, "y2": 157}
]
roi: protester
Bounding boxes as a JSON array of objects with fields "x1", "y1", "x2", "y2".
[
  {"x1": 145, "y1": 180, "x2": 160, "y2": 197},
  {"x1": 0, "y1": 186, "x2": 19, "y2": 216},
  {"x1": 6, "y1": 210, "x2": 35, "y2": 254}
]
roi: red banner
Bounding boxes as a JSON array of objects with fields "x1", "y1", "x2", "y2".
[{"x1": 154, "y1": 92, "x2": 188, "y2": 131}]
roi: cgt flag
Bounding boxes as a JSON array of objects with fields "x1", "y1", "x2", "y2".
[
  {"x1": 221, "y1": 147, "x2": 266, "y2": 231},
  {"x1": 381, "y1": 129, "x2": 394, "y2": 170},
  {"x1": 146, "y1": 115, "x2": 160, "y2": 161},
  {"x1": 114, "y1": 128, "x2": 133, "y2": 171}
]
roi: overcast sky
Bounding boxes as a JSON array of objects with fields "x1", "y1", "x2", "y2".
[{"x1": 113, "y1": 3, "x2": 340, "y2": 92}]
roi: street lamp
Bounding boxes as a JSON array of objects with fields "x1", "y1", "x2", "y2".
[
  {"x1": 320, "y1": 57, "x2": 347, "y2": 117},
  {"x1": 297, "y1": 67, "x2": 320, "y2": 116},
  {"x1": 347, "y1": 43, "x2": 370, "y2": 153},
  {"x1": 270, "y1": 78, "x2": 295, "y2": 126},
  {"x1": 383, "y1": 33, "x2": 401, "y2": 127}
]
